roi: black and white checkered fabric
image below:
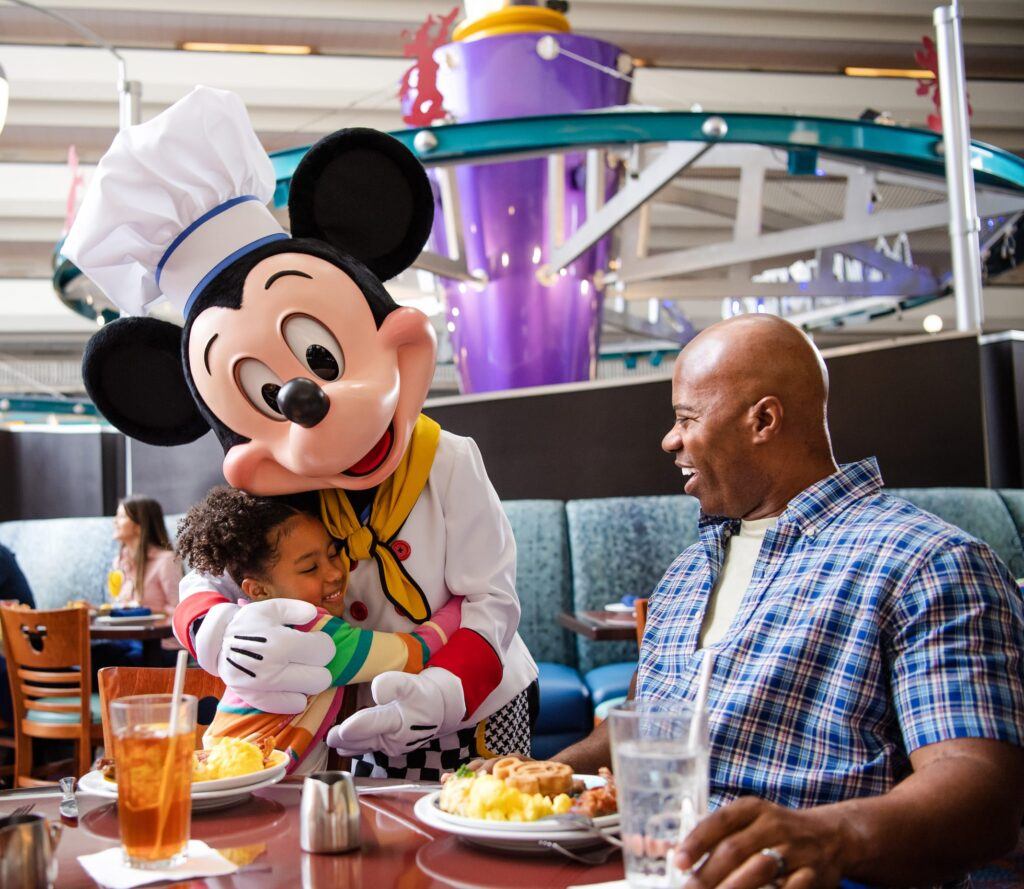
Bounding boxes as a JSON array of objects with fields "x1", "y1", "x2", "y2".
[{"x1": 351, "y1": 686, "x2": 532, "y2": 781}]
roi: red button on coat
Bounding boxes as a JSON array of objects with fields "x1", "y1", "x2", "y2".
[
  {"x1": 349, "y1": 601, "x2": 368, "y2": 621},
  {"x1": 391, "y1": 540, "x2": 411, "y2": 561}
]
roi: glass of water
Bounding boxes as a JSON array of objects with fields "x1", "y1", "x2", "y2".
[{"x1": 608, "y1": 700, "x2": 708, "y2": 889}]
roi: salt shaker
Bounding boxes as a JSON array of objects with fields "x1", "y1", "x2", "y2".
[{"x1": 300, "y1": 771, "x2": 361, "y2": 854}]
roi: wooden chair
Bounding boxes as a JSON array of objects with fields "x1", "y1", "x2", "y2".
[
  {"x1": 98, "y1": 667, "x2": 226, "y2": 753},
  {"x1": 635, "y1": 598, "x2": 649, "y2": 649},
  {"x1": 0, "y1": 604, "x2": 104, "y2": 786}
]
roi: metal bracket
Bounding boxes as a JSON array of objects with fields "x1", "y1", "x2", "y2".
[
  {"x1": 606, "y1": 192, "x2": 1024, "y2": 285},
  {"x1": 539, "y1": 141, "x2": 715, "y2": 283},
  {"x1": 413, "y1": 251, "x2": 486, "y2": 285}
]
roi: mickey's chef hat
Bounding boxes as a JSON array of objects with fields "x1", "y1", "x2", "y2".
[{"x1": 63, "y1": 86, "x2": 286, "y2": 318}]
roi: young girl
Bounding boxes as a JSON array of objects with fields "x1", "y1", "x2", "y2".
[{"x1": 175, "y1": 487, "x2": 462, "y2": 775}]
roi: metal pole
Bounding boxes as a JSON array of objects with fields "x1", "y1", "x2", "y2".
[
  {"x1": 934, "y1": 1, "x2": 983, "y2": 332},
  {"x1": 8, "y1": 0, "x2": 140, "y2": 131},
  {"x1": 117, "y1": 59, "x2": 141, "y2": 130}
]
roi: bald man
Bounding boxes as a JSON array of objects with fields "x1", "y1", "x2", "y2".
[{"x1": 552, "y1": 316, "x2": 1024, "y2": 887}]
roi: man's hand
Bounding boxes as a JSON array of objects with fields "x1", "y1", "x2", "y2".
[
  {"x1": 327, "y1": 668, "x2": 466, "y2": 757},
  {"x1": 677, "y1": 797, "x2": 846, "y2": 889},
  {"x1": 196, "y1": 599, "x2": 334, "y2": 713}
]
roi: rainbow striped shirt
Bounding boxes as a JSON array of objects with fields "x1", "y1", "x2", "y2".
[{"x1": 204, "y1": 597, "x2": 463, "y2": 772}]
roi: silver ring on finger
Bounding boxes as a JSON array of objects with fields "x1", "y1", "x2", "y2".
[{"x1": 759, "y1": 847, "x2": 787, "y2": 879}]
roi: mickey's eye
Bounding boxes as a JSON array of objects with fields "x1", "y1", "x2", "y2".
[
  {"x1": 282, "y1": 314, "x2": 344, "y2": 382},
  {"x1": 235, "y1": 359, "x2": 286, "y2": 421}
]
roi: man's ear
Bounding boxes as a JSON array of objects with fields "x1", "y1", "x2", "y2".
[
  {"x1": 751, "y1": 395, "x2": 783, "y2": 442},
  {"x1": 82, "y1": 317, "x2": 210, "y2": 446},
  {"x1": 288, "y1": 128, "x2": 434, "y2": 282}
]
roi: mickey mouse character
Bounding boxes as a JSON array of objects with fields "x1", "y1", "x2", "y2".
[{"x1": 64, "y1": 87, "x2": 538, "y2": 778}]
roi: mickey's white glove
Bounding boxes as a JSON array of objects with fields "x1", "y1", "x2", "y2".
[
  {"x1": 194, "y1": 599, "x2": 334, "y2": 714},
  {"x1": 326, "y1": 668, "x2": 466, "y2": 757}
]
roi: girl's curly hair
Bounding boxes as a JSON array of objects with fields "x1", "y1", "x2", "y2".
[{"x1": 175, "y1": 486, "x2": 306, "y2": 581}]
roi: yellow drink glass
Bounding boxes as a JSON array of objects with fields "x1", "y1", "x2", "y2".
[{"x1": 107, "y1": 569, "x2": 124, "y2": 600}]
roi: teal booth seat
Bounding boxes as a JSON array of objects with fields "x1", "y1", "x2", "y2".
[
  {"x1": 25, "y1": 693, "x2": 102, "y2": 725},
  {"x1": 566, "y1": 495, "x2": 701, "y2": 714},
  {"x1": 566, "y1": 495, "x2": 701, "y2": 674},
  {"x1": 997, "y1": 490, "x2": 1024, "y2": 557},
  {"x1": 584, "y1": 661, "x2": 636, "y2": 710},
  {"x1": 502, "y1": 501, "x2": 591, "y2": 757},
  {"x1": 889, "y1": 488, "x2": 1024, "y2": 578},
  {"x1": 532, "y1": 662, "x2": 592, "y2": 760}
]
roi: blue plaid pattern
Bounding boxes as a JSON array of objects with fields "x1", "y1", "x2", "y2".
[{"x1": 637, "y1": 458, "x2": 1024, "y2": 811}]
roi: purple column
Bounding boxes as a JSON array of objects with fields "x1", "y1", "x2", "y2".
[{"x1": 433, "y1": 32, "x2": 630, "y2": 392}]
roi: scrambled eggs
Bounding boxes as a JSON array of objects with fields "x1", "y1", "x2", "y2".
[
  {"x1": 439, "y1": 772, "x2": 572, "y2": 822},
  {"x1": 193, "y1": 737, "x2": 265, "y2": 782}
]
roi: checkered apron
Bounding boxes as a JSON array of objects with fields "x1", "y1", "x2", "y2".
[{"x1": 351, "y1": 685, "x2": 532, "y2": 781}]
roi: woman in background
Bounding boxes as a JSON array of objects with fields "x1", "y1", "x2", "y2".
[
  {"x1": 94, "y1": 495, "x2": 182, "y2": 670},
  {"x1": 109, "y1": 495, "x2": 180, "y2": 615}
]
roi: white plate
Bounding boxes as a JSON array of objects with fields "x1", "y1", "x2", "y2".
[
  {"x1": 78, "y1": 757, "x2": 288, "y2": 812},
  {"x1": 602, "y1": 603, "x2": 635, "y2": 613},
  {"x1": 78, "y1": 769, "x2": 287, "y2": 813},
  {"x1": 93, "y1": 613, "x2": 163, "y2": 624},
  {"x1": 414, "y1": 775, "x2": 619, "y2": 851},
  {"x1": 186, "y1": 749, "x2": 289, "y2": 792}
]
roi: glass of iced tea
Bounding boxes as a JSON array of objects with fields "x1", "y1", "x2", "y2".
[{"x1": 109, "y1": 694, "x2": 197, "y2": 869}]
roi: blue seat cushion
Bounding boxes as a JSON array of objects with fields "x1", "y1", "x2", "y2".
[
  {"x1": 535, "y1": 662, "x2": 591, "y2": 735},
  {"x1": 584, "y1": 661, "x2": 636, "y2": 707},
  {"x1": 26, "y1": 693, "x2": 102, "y2": 725},
  {"x1": 594, "y1": 695, "x2": 628, "y2": 722},
  {"x1": 531, "y1": 731, "x2": 587, "y2": 761}
]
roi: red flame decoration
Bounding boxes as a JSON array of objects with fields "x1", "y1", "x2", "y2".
[
  {"x1": 914, "y1": 35, "x2": 972, "y2": 133},
  {"x1": 399, "y1": 7, "x2": 460, "y2": 128}
]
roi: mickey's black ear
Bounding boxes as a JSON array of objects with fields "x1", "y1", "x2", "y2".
[
  {"x1": 288, "y1": 128, "x2": 434, "y2": 281},
  {"x1": 82, "y1": 317, "x2": 210, "y2": 446}
]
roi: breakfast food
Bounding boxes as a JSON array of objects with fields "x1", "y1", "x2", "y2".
[
  {"x1": 437, "y1": 759, "x2": 618, "y2": 822},
  {"x1": 99, "y1": 735, "x2": 274, "y2": 785},
  {"x1": 192, "y1": 736, "x2": 274, "y2": 782},
  {"x1": 572, "y1": 766, "x2": 618, "y2": 818},
  {"x1": 438, "y1": 770, "x2": 573, "y2": 822},
  {"x1": 493, "y1": 758, "x2": 573, "y2": 796}
]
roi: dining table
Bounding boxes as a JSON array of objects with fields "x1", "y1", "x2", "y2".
[
  {"x1": 557, "y1": 610, "x2": 639, "y2": 642},
  {"x1": 88, "y1": 615, "x2": 180, "y2": 667},
  {"x1": 0, "y1": 777, "x2": 626, "y2": 888}
]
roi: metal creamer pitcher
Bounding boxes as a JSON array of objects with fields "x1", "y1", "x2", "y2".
[
  {"x1": 300, "y1": 771, "x2": 360, "y2": 854},
  {"x1": 0, "y1": 813, "x2": 62, "y2": 888}
]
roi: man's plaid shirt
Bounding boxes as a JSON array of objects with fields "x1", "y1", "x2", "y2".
[{"x1": 636, "y1": 458, "x2": 1024, "y2": 810}]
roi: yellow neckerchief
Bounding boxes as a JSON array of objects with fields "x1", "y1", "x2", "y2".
[{"x1": 319, "y1": 414, "x2": 441, "y2": 624}]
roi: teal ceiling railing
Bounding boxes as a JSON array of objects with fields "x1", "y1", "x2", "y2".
[{"x1": 269, "y1": 110, "x2": 1024, "y2": 207}]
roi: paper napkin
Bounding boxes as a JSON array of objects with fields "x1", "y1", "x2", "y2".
[{"x1": 77, "y1": 840, "x2": 237, "y2": 888}]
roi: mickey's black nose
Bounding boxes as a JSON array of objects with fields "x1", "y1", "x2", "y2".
[{"x1": 277, "y1": 377, "x2": 330, "y2": 428}]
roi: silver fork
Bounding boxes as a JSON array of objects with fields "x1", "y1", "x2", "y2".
[
  {"x1": 538, "y1": 839, "x2": 619, "y2": 865},
  {"x1": 356, "y1": 783, "x2": 442, "y2": 795},
  {"x1": 8, "y1": 803, "x2": 34, "y2": 818},
  {"x1": 544, "y1": 812, "x2": 624, "y2": 848}
]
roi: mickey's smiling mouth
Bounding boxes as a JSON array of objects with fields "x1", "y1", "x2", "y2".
[{"x1": 343, "y1": 422, "x2": 395, "y2": 477}]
